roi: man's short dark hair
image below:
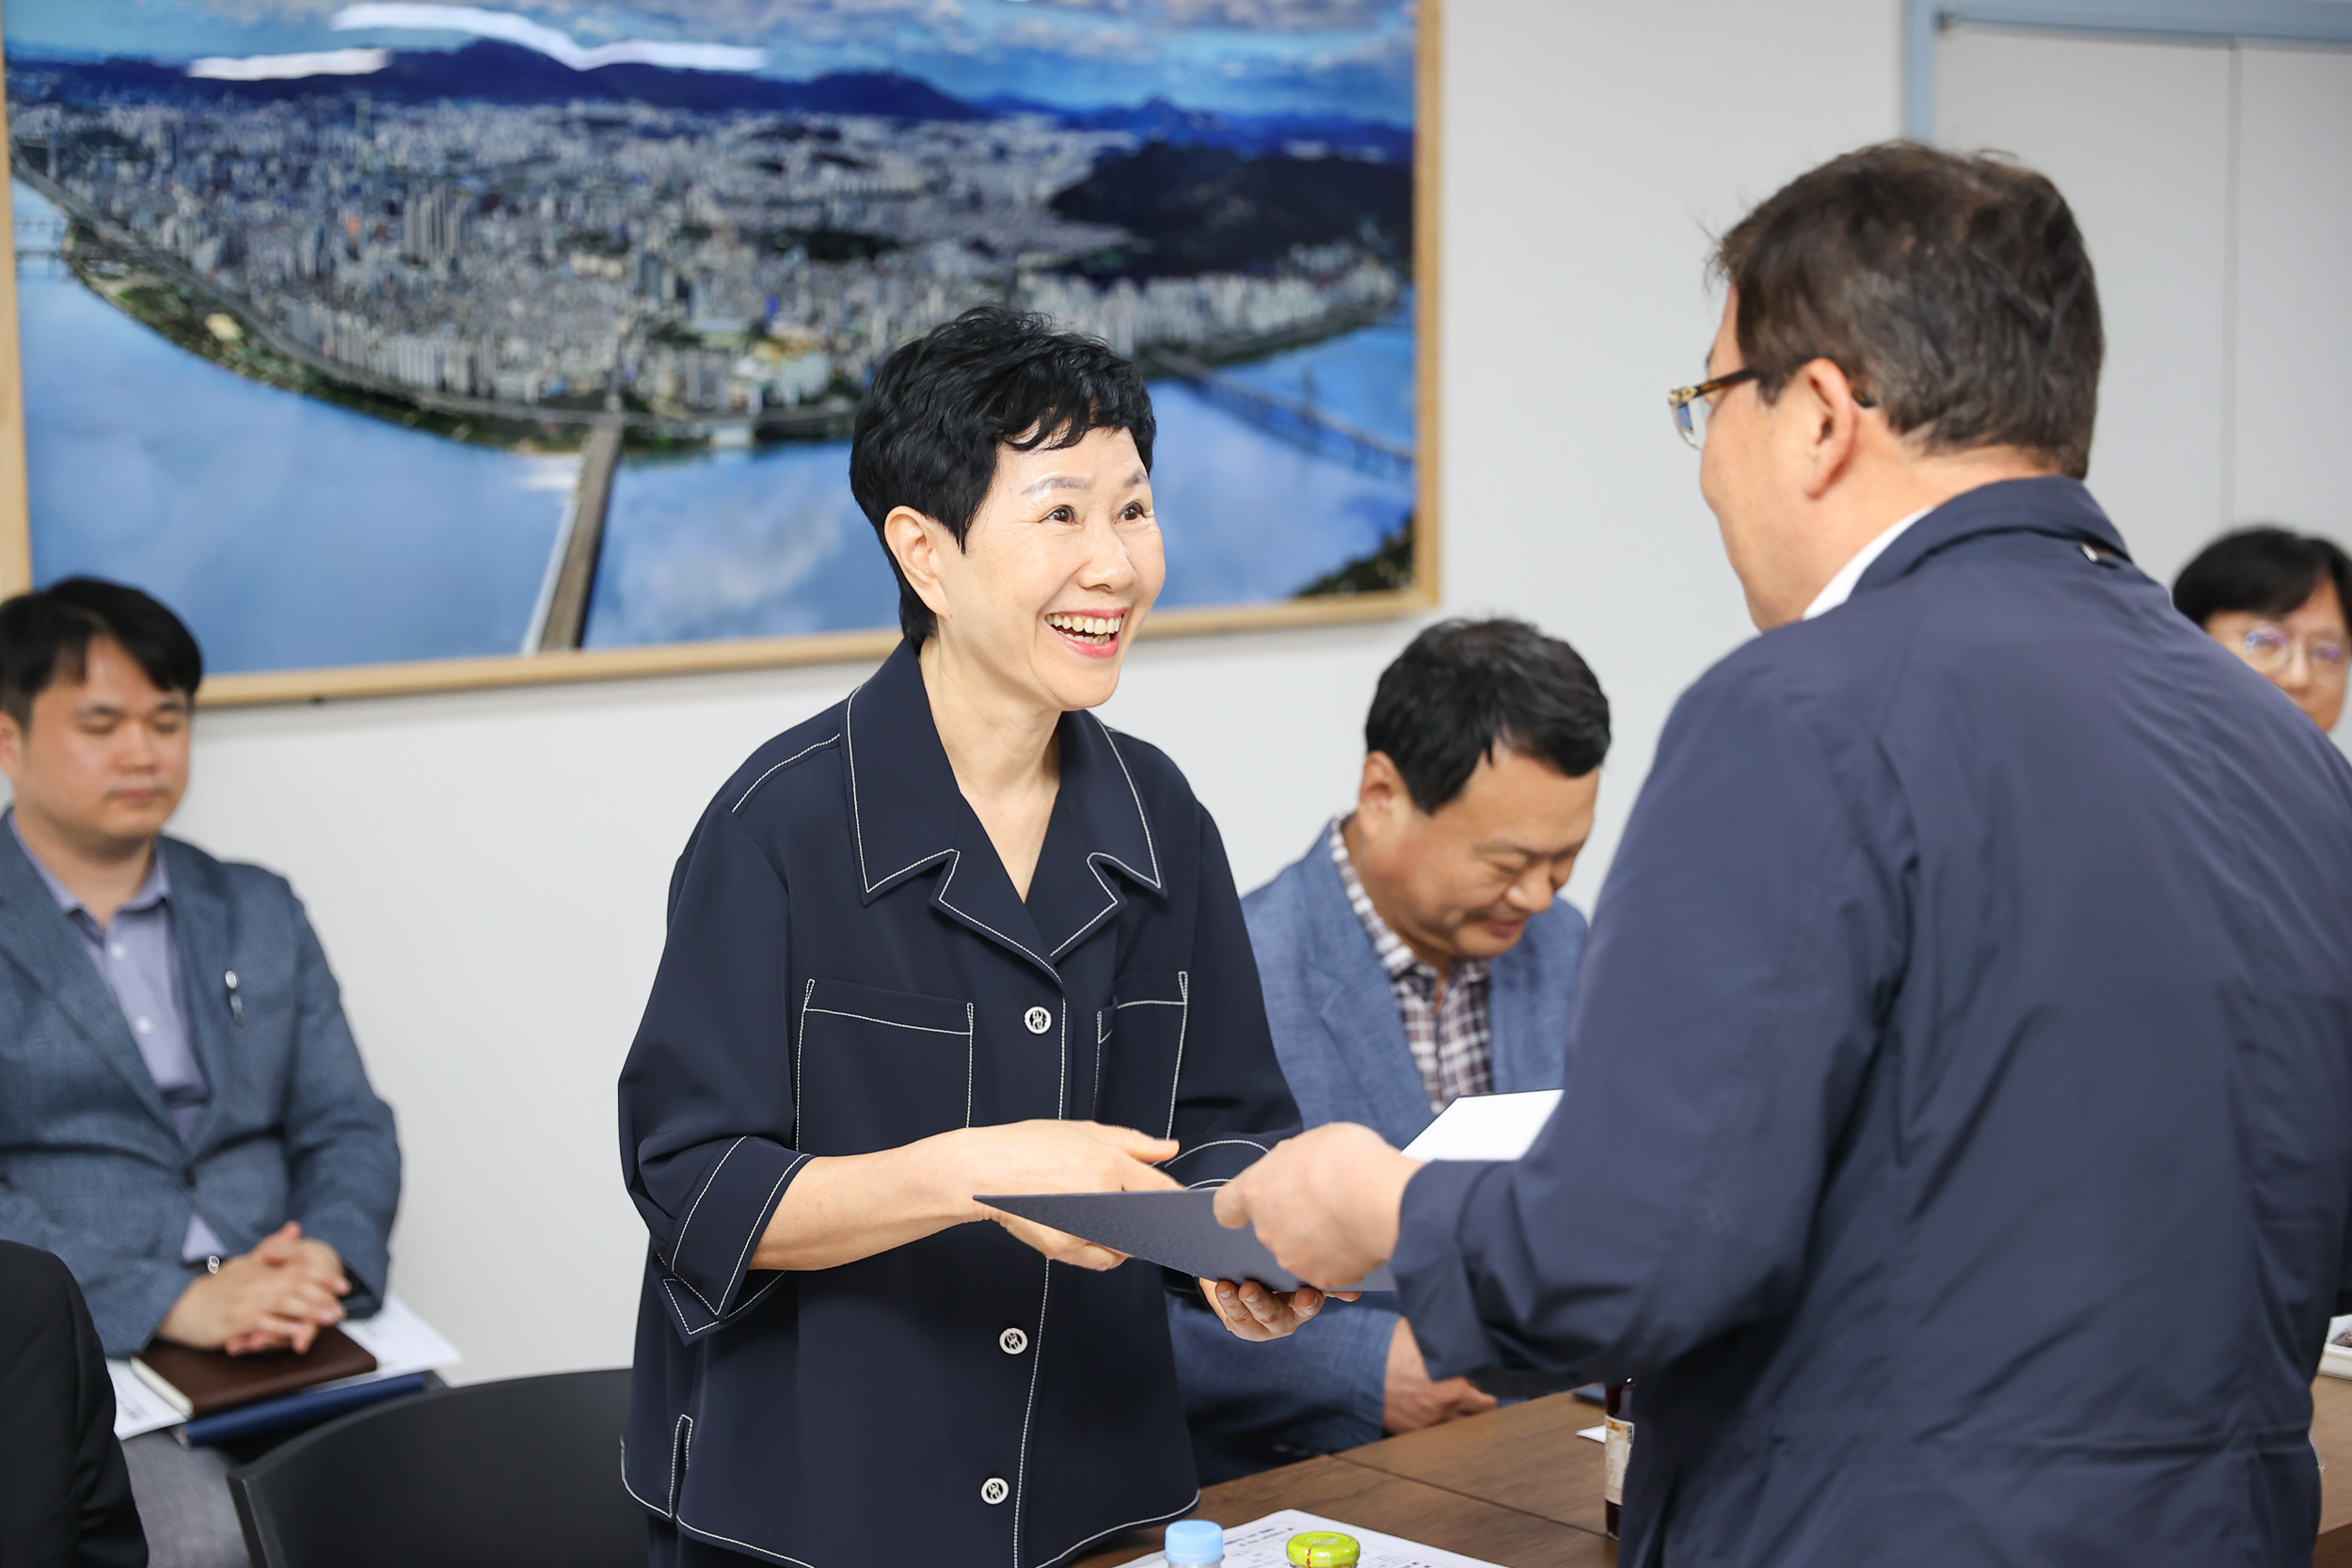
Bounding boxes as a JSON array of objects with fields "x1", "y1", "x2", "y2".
[
  {"x1": 0, "y1": 578, "x2": 203, "y2": 726},
  {"x1": 1713, "y1": 141, "x2": 2105, "y2": 480},
  {"x1": 850, "y1": 307, "x2": 1157, "y2": 644},
  {"x1": 2173, "y1": 526, "x2": 2352, "y2": 628},
  {"x1": 1366, "y1": 619, "x2": 1610, "y2": 814}
]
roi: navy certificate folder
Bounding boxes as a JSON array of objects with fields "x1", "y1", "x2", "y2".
[{"x1": 977, "y1": 1189, "x2": 1396, "y2": 1291}]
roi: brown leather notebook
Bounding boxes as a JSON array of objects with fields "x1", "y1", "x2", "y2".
[{"x1": 133, "y1": 1326, "x2": 378, "y2": 1418}]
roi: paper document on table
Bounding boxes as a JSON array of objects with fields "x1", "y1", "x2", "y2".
[
  {"x1": 978, "y1": 1190, "x2": 1395, "y2": 1291},
  {"x1": 334, "y1": 1294, "x2": 463, "y2": 1385},
  {"x1": 108, "y1": 1294, "x2": 461, "y2": 1439},
  {"x1": 1401, "y1": 1089, "x2": 1562, "y2": 1161},
  {"x1": 1116, "y1": 1509, "x2": 1508, "y2": 1568},
  {"x1": 108, "y1": 1359, "x2": 185, "y2": 1440}
]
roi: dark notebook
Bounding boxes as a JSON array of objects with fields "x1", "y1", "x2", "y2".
[{"x1": 133, "y1": 1326, "x2": 378, "y2": 1418}]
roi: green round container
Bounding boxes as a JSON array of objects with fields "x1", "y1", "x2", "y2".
[{"x1": 1284, "y1": 1532, "x2": 1360, "y2": 1567}]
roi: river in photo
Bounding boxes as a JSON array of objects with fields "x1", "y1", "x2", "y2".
[
  {"x1": 14, "y1": 183, "x2": 575, "y2": 675},
  {"x1": 18, "y1": 174, "x2": 1418, "y2": 670}
]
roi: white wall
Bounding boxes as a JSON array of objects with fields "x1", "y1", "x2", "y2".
[
  {"x1": 127, "y1": 0, "x2": 1901, "y2": 1383},
  {"x1": 1938, "y1": 27, "x2": 2352, "y2": 765}
]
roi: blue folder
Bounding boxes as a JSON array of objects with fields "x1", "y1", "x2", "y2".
[{"x1": 183, "y1": 1371, "x2": 432, "y2": 1447}]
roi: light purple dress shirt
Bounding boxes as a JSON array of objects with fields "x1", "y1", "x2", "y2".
[{"x1": 9, "y1": 814, "x2": 228, "y2": 1261}]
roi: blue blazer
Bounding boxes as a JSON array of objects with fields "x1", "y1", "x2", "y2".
[
  {"x1": 1168, "y1": 827, "x2": 1585, "y2": 1475},
  {"x1": 1395, "y1": 479, "x2": 2352, "y2": 1567},
  {"x1": 0, "y1": 825, "x2": 401, "y2": 1355}
]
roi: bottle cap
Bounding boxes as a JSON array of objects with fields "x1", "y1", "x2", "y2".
[
  {"x1": 1165, "y1": 1520, "x2": 1225, "y2": 1566},
  {"x1": 1285, "y1": 1532, "x2": 1360, "y2": 1567}
]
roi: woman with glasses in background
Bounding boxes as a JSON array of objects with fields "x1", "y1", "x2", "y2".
[{"x1": 2174, "y1": 526, "x2": 2349, "y2": 733}]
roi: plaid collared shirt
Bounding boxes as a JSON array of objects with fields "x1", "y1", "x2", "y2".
[{"x1": 1328, "y1": 816, "x2": 1494, "y2": 1113}]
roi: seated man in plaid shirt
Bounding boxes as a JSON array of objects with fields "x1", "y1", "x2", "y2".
[{"x1": 1168, "y1": 617, "x2": 1611, "y2": 1480}]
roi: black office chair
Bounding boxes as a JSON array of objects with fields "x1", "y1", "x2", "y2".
[{"x1": 227, "y1": 1369, "x2": 644, "y2": 1568}]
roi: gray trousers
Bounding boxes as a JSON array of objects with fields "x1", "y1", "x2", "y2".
[{"x1": 121, "y1": 1432, "x2": 253, "y2": 1568}]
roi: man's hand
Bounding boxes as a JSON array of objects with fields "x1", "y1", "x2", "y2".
[
  {"x1": 1213, "y1": 1123, "x2": 1422, "y2": 1290},
  {"x1": 157, "y1": 1222, "x2": 351, "y2": 1355},
  {"x1": 965, "y1": 1120, "x2": 1182, "y2": 1271},
  {"x1": 1198, "y1": 1276, "x2": 1350, "y2": 1341},
  {"x1": 1382, "y1": 1316, "x2": 1498, "y2": 1433}
]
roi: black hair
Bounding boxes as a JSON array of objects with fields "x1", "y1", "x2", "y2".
[
  {"x1": 1365, "y1": 619, "x2": 1611, "y2": 814},
  {"x1": 0, "y1": 578, "x2": 204, "y2": 725},
  {"x1": 2173, "y1": 526, "x2": 2352, "y2": 629},
  {"x1": 1714, "y1": 141, "x2": 2105, "y2": 480},
  {"x1": 849, "y1": 306, "x2": 1157, "y2": 644}
]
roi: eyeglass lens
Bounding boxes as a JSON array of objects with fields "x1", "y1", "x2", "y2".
[
  {"x1": 1675, "y1": 394, "x2": 1713, "y2": 451},
  {"x1": 2241, "y1": 626, "x2": 2350, "y2": 682}
]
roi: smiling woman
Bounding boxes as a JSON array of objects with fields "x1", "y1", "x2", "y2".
[{"x1": 615, "y1": 309, "x2": 1328, "y2": 1568}]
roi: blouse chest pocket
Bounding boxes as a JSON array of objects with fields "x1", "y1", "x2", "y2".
[
  {"x1": 796, "y1": 979, "x2": 974, "y2": 1156},
  {"x1": 1095, "y1": 971, "x2": 1190, "y2": 1140}
]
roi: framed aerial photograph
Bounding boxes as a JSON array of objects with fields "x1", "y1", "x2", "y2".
[{"x1": 0, "y1": 0, "x2": 1436, "y2": 704}]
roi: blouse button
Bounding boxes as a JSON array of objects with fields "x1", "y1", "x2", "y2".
[
  {"x1": 998, "y1": 1327, "x2": 1028, "y2": 1355},
  {"x1": 1023, "y1": 1006, "x2": 1053, "y2": 1035},
  {"x1": 980, "y1": 1477, "x2": 1009, "y2": 1506}
]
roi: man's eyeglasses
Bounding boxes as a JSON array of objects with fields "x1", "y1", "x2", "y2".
[
  {"x1": 1666, "y1": 369, "x2": 1757, "y2": 451},
  {"x1": 2236, "y1": 626, "x2": 2350, "y2": 686}
]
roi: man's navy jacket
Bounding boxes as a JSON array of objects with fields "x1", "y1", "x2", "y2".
[
  {"x1": 1395, "y1": 479, "x2": 2352, "y2": 1566},
  {"x1": 617, "y1": 643, "x2": 1297, "y2": 1568}
]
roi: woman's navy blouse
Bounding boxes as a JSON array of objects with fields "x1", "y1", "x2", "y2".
[{"x1": 618, "y1": 642, "x2": 1299, "y2": 1568}]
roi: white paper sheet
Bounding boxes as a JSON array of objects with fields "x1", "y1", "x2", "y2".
[
  {"x1": 107, "y1": 1359, "x2": 186, "y2": 1440},
  {"x1": 1400, "y1": 1090, "x2": 1562, "y2": 1162},
  {"x1": 109, "y1": 1294, "x2": 462, "y2": 1439},
  {"x1": 1115, "y1": 1509, "x2": 1508, "y2": 1568}
]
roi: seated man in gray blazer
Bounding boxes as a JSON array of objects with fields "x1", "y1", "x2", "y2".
[
  {"x1": 1171, "y1": 617, "x2": 1609, "y2": 1481},
  {"x1": 0, "y1": 578, "x2": 400, "y2": 1568}
]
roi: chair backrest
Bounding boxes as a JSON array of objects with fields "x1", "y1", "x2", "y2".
[{"x1": 228, "y1": 1369, "x2": 643, "y2": 1568}]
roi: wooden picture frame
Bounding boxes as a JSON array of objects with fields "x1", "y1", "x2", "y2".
[{"x1": 0, "y1": 1, "x2": 1439, "y2": 706}]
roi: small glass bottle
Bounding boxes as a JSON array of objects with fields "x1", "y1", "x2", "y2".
[
  {"x1": 1165, "y1": 1519, "x2": 1224, "y2": 1567},
  {"x1": 1285, "y1": 1532, "x2": 1360, "y2": 1567},
  {"x1": 1603, "y1": 1379, "x2": 1636, "y2": 1540}
]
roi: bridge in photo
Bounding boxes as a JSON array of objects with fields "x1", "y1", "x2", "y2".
[{"x1": 1149, "y1": 350, "x2": 1415, "y2": 482}]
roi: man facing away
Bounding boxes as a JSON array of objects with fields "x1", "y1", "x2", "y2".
[
  {"x1": 0, "y1": 579, "x2": 400, "y2": 1568},
  {"x1": 1221, "y1": 143, "x2": 2352, "y2": 1566},
  {"x1": 1170, "y1": 618, "x2": 1609, "y2": 1481}
]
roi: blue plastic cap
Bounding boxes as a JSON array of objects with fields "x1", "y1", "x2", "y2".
[{"x1": 1166, "y1": 1519, "x2": 1225, "y2": 1565}]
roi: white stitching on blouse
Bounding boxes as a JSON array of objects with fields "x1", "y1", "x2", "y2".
[
  {"x1": 1162, "y1": 970, "x2": 1190, "y2": 1140},
  {"x1": 1094, "y1": 721, "x2": 1163, "y2": 888},
  {"x1": 671, "y1": 1516, "x2": 819, "y2": 1568},
  {"x1": 672, "y1": 1136, "x2": 746, "y2": 1266},
  {"x1": 721, "y1": 1155, "x2": 804, "y2": 1309},
  {"x1": 1035, "y1": 1492, "x2": 1202, "y2": 1568},
  {"x1": 934, "y1": 849, "x2": 1055, "y2": 969},
  {"x1": 792, "y1": 978, "x2": 815, "y2": 1148},
  {"x1": 1010, "y1": 1258, "x2": 1052, "y2": 1568},
  {"x1": 618, "y1": 1442, "x2": 670, "y2": 1519},
  {"x1": 803, "y1": 1006, "x2": 970, "y2": 1036},
  {"x1": 731, "y1": 736, "x2": 839, "y2": 814}
]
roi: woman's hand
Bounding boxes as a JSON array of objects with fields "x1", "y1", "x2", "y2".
[
  {"x1": 964, "y1": 1120, "x2": 1182, "y2": 1271},
  {"x1": 755, "y1": 1119, "x2": 1180, "y2": 1273}
]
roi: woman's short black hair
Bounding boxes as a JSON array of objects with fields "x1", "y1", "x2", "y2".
[
  {"x1": 0, "y1": 578, "x2": 203, "y2": 726},
  {"x1": 2173, "y1": 526, "x2": 2352, "y2": 629},
  {"x1": 849, "y1": 307, "x2": 1157, "y2": 644},
  {"x1": 1366, "y1": 618, "x2": 1611, "y2": 814}
]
